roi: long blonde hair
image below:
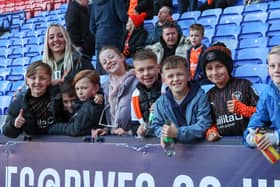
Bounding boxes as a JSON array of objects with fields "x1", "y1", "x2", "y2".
[{"x1": 43, "y1": 23, "x2": 74, "y2": 73}]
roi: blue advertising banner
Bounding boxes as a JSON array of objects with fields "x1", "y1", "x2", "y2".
[{"x1": 1, "y1": 141, "x2": 280, "y2": 187}]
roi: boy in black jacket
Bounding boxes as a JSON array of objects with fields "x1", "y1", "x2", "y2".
[{"x1": 3, "y1": 61, "x2": 64, "y2": 138}]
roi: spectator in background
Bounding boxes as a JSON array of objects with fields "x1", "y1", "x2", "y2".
[
  {"x1": 92, "y1": 46, "x2": 138, "y2": 138},
  {"x1": 43, "y1": 23, "x2": 94, "y2": 86},
  {"x1": 122, "y1": 15, "x2": 148, "y2": 58},
  {"x1": 186, "y1": 23, "x2": 209, "y2": 84},
  {"x1": 153, "y1": 0, "x2": 172, "y2": 15},
  {"x1": 146, "y1": 21, "x2": 191, "y2": 64},
  {"x1": 65, "y1": 0, "x2": 95, "y2": 60},
  {"x1": 90, "y1": 0, "x2": 128, "y2": 75},
  {"x1": 147, "y1": 6, "x2": 182, "y2": 44},
  {"x1": 199, "y1": 0, "x2": 236, "y2": 11}
]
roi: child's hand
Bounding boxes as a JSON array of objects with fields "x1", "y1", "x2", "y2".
[
  {"x1": 112, "y1": 128, "x2": 127, "y2": 136},
  {"x1": 227, "y1": 100, "x2": 235, "y2": 113},
  {"x1": 149, "y1": 103, "x2": 155, "y2": 113},
  {"x1": 14, "y1": 109, "x2": 25, "y2": 128},
  {"x1": 227, "y1": 95, "x2": 239, "y2": 113},
  {"x1": 255, "y1": 131, "x2": 279, "y2": 150},
  {"x1": 94, "y1": 94, "x2": 103, "y2": 104},
  {"x1": 137, "y1": 123, "x2": 147, "y2": 137},
  {"x1": 91, "y1": 128, "x2": 108, "y2": 139},
  {"x1": 205, "y1": 124, "x2": 222, "y2": 141},
  {"x1": 160, "y1": 135, "x2": 166, "y2": 149},
  {"x1": 206, "y1": 131, "x2": 222, "y2": 141},
  {"x1": 256, "y1": 134, "x2": 271, "y2": 150},
  {"x1": 162, "y1": 122, "x2": 177, "y2": 138}
]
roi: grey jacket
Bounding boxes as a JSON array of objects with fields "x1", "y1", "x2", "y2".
[
  {"x1": 146, "y1": 35, "x2": 191, "y2": 64},
  {"x1": 102, "y1": 70, "x2": 138, "y2": 131}
]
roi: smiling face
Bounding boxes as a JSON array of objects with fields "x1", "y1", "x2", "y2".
[
  {"x1": 134, "y1": 59, "x2": 160, "y2": 88},
  {"x1": 205, "y1": 61, "x2": 230, "y2": 88},
  {"x1": 268, "y1": 53, "x2": 280, "y2": 86},
  {"x1": 163, "y1": 64, "x2": 189, "y2": 99},
  {"x1": 26, "y1": 67, "x2": 51, "y2": 97},
  {"x1": 47, "y1": 26, "x2": 66, "y2": 57},
  {"x1": 75, "y1": 77, "x2": 99, "y2": 101},
  {"x1": 99, "y1": 48, "x2": 126, "y2": 75}
]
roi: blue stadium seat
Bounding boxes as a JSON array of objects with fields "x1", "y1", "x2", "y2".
[
  {"x1": 30, "y1": 55, "x2": 43, "y2": 64},
  {"x1": 234, "y1": 64, "x2": 269, "y2": 83},
  {"x1": 213, "y1": 23, "x2": 240, "y2": 41},
  {"x1": 0, "y1": 95, "x2": 12, "y2": 115},
  {"x1": 172, "y1": 13, "x2": 180, "y2": 21},
  {"x1": 267, "y1": 11, "x2": 280, "y2": 24},
  {"x1": 6, "y1": 66, "x2": 26, "y2": 81},
  {"x1": 7, "y1": 80, "x2": 25, "y2": 96},
  {"x1": 203, "y1": 28, "x2": 215, "y2": 46},
  {"x1": 212, "y1": 38, "x2": 238, "y2": 50},
  {"x1": 243, "y1": 12, "x2": 268, "y2": 23},
  {"x1": 26, "y1": 16, "x2": 46, "y2": 25},
  {"x1": 177, "y1": 19, "x2": 194, "y2": 31},
  {"x1": 10, "y1": 38, "x2": 23, "y2": 48},
  {"x1": 7, "y1": 46, "x2": 24, "y2": 59},
  {"x1": 0, "y1": 58, "x2": 12, "y2": 68},
  {"x1": 268, "y1": 35, "x2": 280, "y2": 48},
  {"x1": 179, "y1": 10, "x2": 201, "y2": 21},
  {"x1": 238, "y1": 37, "x2": 268, "y2": 49},
  {"x1": 0, "y1": 81, "x2": 12, "y2": 96},
  {"x1": 0, "y1": 47, "x2": 8, "y2": 59},
  {"x1": 24, "y1": 45, "x2": 42, "y2": 57},
  {"x1": 144, "y1": 21, "x2": 154, "y2": 34},
  {"x1": 197, "y1": 15, "x2": 219, "y2": 29},
  {"x1": 235, "y1": 47, "x2": 269, "y2": 66},
  {"x1": 0, "y1": 39, "x2": 11, "y2": 48},
  {"x1": 0, "y1": 68, "x2": 11, "y2": 81},
  {"x1": 24, "y1": 37, "x2": 39, "y2": 47},
  {"x1": 267, "y1": 22, "x2": 280, "y2": 37},
  {"x1": 243, "y1": 3, "x2": 268, "y2": 15},
  {"x1": 268, "y1": 1, "x2": 280, "y2": 13},
  {"x1": 219, "y1": 14, "x2": 243, "y2": 26},
  {"x1": 20, "y1": 23, "x2": 36, "y2": 32},
  {"x1": 201, "y1": 8, "x2": 222, "y2": 17},
  {"x1": 23, "y1": 30, "x2": 39, "y2": 39},
  {"x1": 239, "y1": 22, "x2": 268, "y2": 39},
  {"x1": 11, "y1": 57, "x2": 31, "y2": 67},
  {"x1": 223, "y1": 5, "x2": 244, "y2": 15}
]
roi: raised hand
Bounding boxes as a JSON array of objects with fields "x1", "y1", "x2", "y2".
[{"x1": 14, "y1": 109, "x2": 25, "y2": 128}]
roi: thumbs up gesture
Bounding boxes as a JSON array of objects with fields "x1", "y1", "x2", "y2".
[
  {"x1": 227, "y1": 95, "x2": 238, "y2": 113},
  {"x1": 14, "y1": 109, "x2": 25, "y2": 128}
]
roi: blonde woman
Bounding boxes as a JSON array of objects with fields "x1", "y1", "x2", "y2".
[{"x1": 43, "y1": 23, "x2": 94, "y2": 85}]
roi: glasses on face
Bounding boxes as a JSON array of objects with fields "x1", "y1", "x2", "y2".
[{"x1": 98, "y1": 104, "x2": 118, "y2": 128}]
